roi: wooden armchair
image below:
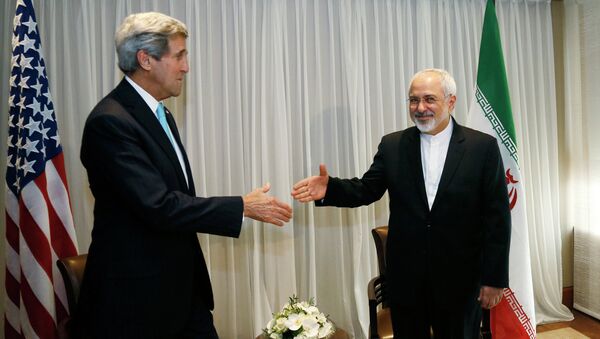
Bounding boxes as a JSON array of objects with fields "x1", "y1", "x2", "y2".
[{"x1": 368, "y1": 226, "x2": 393, "y2": 339}]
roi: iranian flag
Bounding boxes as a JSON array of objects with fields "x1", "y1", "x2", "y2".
[{"x1": 468, "y1": 0, "x2": 536, "y2": 338}]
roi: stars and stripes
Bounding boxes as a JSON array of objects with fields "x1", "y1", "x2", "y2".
[{"x1": 5, "y1": 0, "x2": 79, "y2": 338}]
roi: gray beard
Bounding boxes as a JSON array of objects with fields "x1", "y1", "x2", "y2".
[
  {"x1": 415, "y1": 117, "x2": 437, "y2": 133},
  {"x1": 413, "y1": 109, "x2": 449, "y2": 134}
]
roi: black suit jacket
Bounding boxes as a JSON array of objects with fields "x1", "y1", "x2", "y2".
[
  {"x1": 77, "y1": 79, "x2": 243, "y2": 338},
  {"x1": 319, "y1": 121, "x2": 511, "y2": 310}
]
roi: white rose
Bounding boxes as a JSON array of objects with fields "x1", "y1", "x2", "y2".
[
  {"x1": 318, "y1": 321, "x2": 334, "y2": 338},
  {"x1": 305, "y1": 305, "x2": 319, "y2": 315},
  {"x1": 285, "y1": 313, "x2": 304, "y2": 331},
  {"x1": 275, "y1": 317, "x2": 287, "y2": 332},
  {"x1": 302, "y1": 316, "x2": 320, "y2": 338}
]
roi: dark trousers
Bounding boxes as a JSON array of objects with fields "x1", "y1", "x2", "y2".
[
  {"x1": 390, "y1": 302, "x2": 481, "y2": 339},
  {"x1": 181, "y1": 300, "x2": 219, "y2": 339},
  {"x1": 73, "y1": 288, "x2": 219, "y2": 339},
  {"x1": 389, "y1": 280, "x2": 482, "y2": 339}
]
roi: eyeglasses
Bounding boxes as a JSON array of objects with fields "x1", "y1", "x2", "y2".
[{"x1": 407, "y1": 95, "x2": 448, "y2": 107}]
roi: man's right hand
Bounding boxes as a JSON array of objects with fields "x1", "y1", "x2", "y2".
[
  {"x1": 291, "y1": 164, "x2": 329, "y2": 203},
  {"x1": 243, "y1": 183, "x2": 292, "y2": 226}
]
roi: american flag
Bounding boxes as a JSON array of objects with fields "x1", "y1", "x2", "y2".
[{"x1": 5, "y1": 0, "x2": 79, "y2": 338}]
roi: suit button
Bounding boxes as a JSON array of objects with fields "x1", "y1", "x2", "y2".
[{"x1": 426, "y1": 224, "x2": 431, "y2": 228}]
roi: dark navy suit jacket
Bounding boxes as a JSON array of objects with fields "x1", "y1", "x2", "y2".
[{"x1": 77, "y1": 79, "x2": 242, "y2": 338}]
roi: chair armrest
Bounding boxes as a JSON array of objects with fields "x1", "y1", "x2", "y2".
[
  {"x1": 368, "y1": 276, "x2": 378, "y2": 300},
  {"x1": 368, "y1": 276, "x2": 381, "y2": 339}
]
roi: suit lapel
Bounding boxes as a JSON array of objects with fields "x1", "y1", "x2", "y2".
[
  {"x1": 406, "y1": 128, "x2": 429, "y2": 209},
  {"x1": 431, "y1": 119, "x2": 466, "y2": 212},
  {"x1": 113, "y1": 80, "x2": 190, "y2": 192},
  {"x1": 164, "y1": 108, "x2": 196, "y2": 194}
]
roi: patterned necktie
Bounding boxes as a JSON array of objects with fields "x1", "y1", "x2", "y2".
[{"x1": 156, "y1": 103, "x2": 176, "y2": 147}]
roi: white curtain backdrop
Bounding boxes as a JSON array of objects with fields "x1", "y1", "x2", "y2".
[
  {"x1": 0, "y1": 0, "x2": 573, "y2": 337},
  {"x1": 563, "y1": 0, "x2": 600, "y2": 320}
]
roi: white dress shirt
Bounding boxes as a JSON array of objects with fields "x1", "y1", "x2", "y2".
[
  {"x1": 125, "y1": 76, "x2": 189, "y2": 185},
  {"x1": 420, "y1": 119, "x2": 453, "y2": 210}
]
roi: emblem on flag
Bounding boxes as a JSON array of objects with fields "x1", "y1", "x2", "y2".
[{"x1": 506, "y1": 168, "x2": 519, "y2": 210}]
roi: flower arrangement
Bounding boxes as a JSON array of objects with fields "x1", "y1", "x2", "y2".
[{"x1": 263, "y1": 295, "x2": 335, "y2": 339}]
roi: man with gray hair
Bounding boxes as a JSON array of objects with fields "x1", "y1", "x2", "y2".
[
  {"x1": 77, "y1": 12, "x2": 292, "y2": 338},
  {"x1": 292, "y1": 69, "x2": 511, "y2": 338}
]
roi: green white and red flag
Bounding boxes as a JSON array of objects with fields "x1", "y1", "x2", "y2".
[{"x1": 468, "y1": 1, "x2": 536, "y2": 338}]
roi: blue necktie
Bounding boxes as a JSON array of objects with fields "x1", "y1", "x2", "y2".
[{"x1": 156, "y1": 103, "x2": 176, "y2": 147}]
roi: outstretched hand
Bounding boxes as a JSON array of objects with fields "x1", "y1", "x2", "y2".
[
  {"x1": 243, "y1": 183, "x2": 292, "y2": 226},
  {"x1": 291, "y1": 164, "x2": 329, "y2": 203}
]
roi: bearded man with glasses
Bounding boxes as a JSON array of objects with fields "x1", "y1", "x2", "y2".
[{"x1": 292, "y1": 69, "x2": 511, "y2": 339}]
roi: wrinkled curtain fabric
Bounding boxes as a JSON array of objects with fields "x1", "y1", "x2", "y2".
[{"x1": 563, "y1": 0, "x2": 600, "y2": 321}]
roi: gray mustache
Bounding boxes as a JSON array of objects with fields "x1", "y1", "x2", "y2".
[{"x1": 414, "y1": 111, "x2": 434, "y2": 118}]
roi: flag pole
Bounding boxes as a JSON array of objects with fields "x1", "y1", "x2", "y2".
[{"x1": 481, "y1": 1, "x2": 494, "y2": 338}]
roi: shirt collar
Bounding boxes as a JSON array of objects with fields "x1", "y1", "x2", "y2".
[
  {"x1": 125, "y1": 76, "x2": 161, "y2": 117},
  {"x1": 420, "y1": 117, "x2": 454, "y2": 143}
]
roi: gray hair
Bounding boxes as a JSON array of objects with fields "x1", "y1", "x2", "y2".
[
  {"x1": 410, "y1": 68, "x2": 457, "y2": 97},
  {"x1": 115, "y1": 12, "x2": 188, "y2": 74}
]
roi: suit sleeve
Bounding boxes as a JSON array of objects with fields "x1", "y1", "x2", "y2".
[
  {"x1": 81, "y1": 112, "x2": 243, "y2": 237},
  {"x1": 317, "y1": 137, "x2": 388, "y2": 208},
  {"x1": 480, "y1": 138, "x2": 511, "y2": 287}
]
